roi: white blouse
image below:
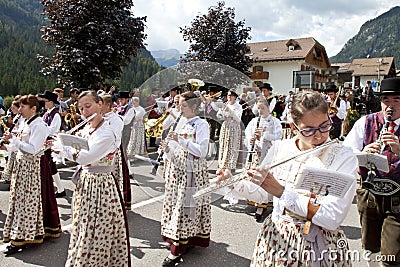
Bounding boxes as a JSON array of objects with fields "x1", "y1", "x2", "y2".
[
  {"x1": 44, "y1": 107, "x2": 62, "y2": 135},
  {"x1": 133, "y1": 106, "x2": 146, "y2": 122},
  {"x1": 244, "y1": 115, "x2": 282, "y2": 150},
  {"x1": 103, "y1": 111, "x2": 123, "y2": 148},
  {"x1": 166, "y1": 116, "x2": 209, "y2": 159},
  {"x1": 10, "y1": 116, "x2": 49, "y2": 155},
  {"x1": 216, "y1": 102, "x2": 243, "y2": 123}
]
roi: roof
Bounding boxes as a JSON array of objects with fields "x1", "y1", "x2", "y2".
[
  {"x1": 348, "y1": 57, "x2": 394, "y2": 76},
  {"x1": 246, "y1": 37, "x2": 327, "y2": 62},
  {"x1": 331, "y1": 62, "x2": 352, "y2": 73}
]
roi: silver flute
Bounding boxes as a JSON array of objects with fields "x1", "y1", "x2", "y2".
[{"x1": 193, "y1": 138, "x2": 340, "y2": 199}]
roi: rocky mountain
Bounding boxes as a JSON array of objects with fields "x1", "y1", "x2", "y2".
[
  {"x1": 331, "y1": 6, "x2": 400, "y2": 65},
  {"x1": 150, "y1": 49, "x2": 181, "y2": 67}
]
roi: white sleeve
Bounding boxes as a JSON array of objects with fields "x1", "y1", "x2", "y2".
[
  {"x1": 342, "y1": 116, "x2": 366, "y2": 152},
  {"x1": 48, "y1": 113, "x2": 61, "y2": 135},
  {"x1": 12, "y1": 123, "x2": 49, "y2": 155},
  {"x1": 336, "y1": 99, "x2": 347, "y2": 120},
  {"x1": 122, "y1": 108, "x2": 135, "y2": 125},
  {"x1": 135, "y1": 107, "x2": 146, "y2": 120},
  {"x1": 263, "y1": 118, "x2": 283, "y2": 141},
  {"x1": 75, "y1": 129, "x2": 115, "y2": 165},
  {"x1": 178, "y1": 120, "x2": 209, "y2": 158},
  {"x1": 245, "y1": 119, "x2": 256, "y2": 149},
  {"x1": 269, "y1": 98, "x2": 276, "y2": 113}
]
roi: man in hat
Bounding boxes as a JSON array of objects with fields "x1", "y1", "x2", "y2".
[
  {"x1": 38, "y1": 90, "x2": 66, "y2": 197},
  {"x1": 324, "y1": 84, "x2": 346, "y2": 139},
  {"x1": 253, "y1": 83, "x2": 276, "y2": 115},
  {"x1": 343, "y1": 77, "x2": 400, "y2": 266}
]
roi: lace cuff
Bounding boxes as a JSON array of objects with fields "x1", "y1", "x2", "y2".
[{"x1": 279, "y1": 186, "x2": 309, "y2": 218}]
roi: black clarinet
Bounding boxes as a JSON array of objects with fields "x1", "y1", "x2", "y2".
[
  {"x1": 150, "y1": 113, "x2": 182, "y2": 175},
  {"x1": 247, "y1": 116, "x2": 261, "y2": 164},
  {"x1": 0, "y1": 114, "x2": 21, "y2": 147}
]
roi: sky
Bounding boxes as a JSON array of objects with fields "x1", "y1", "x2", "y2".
[{"x1": 133, "y1": 0, "x2": 400, "y2": 58}]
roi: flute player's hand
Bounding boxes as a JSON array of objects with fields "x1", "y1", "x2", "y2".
[
  {"x1": 248, "y1": 166, "x2": 285, "y2": 198},
  {"x1": 215, "y1": 169, "x2": 232, "y2": 184}
]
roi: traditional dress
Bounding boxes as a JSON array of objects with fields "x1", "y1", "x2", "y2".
[
  {"x1": 161, "y1": 116, "x2": 211, "y2": 256},
  {"x1": 3, "y1": 115, "x2": 61, "y2": 246},
  {"x1": 242, "y1": 138, "x2": 357, "y2": 267},
  {"x1": 127, "y1": 105, "x2": 146, "y2": 156},
  {"x1": 64, "y1": 120, "x2": 130, "y2": 266},
  {"x1": 217, "y1": 102, "x2": 242, "y2": 169}
]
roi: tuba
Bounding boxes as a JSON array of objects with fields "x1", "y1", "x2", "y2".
[
  {"x1": 145, "y1": 112, "x2": 169, "y2": 138},
  {"x1": 188, "y1": 78, "x2": 205, "y2": 92}
]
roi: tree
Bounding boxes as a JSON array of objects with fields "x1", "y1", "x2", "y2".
[
  {"x1": 180, "y1": 1, "x2": 252, "y2": 75},
  {"x1": 39, "y1": 0, "x2": 147, "y2": 89}
]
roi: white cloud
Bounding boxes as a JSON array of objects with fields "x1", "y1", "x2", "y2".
[{"x1": 134, "y1": 0, "x2": 400, "y2": 57}]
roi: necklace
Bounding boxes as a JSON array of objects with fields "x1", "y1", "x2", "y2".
[{"x1": 89, "y1": 118, "x2": 104, "y2": 135}]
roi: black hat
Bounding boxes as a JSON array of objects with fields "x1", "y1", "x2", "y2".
[
  {"x1": 209, "y1": 86, "x2": 218, "y2": 92},
  {"x1": 118, "y1": 91, "x2": 130, "y2": 98},
  {"x1": 228, "y1": 90, "x2": 238, "y2": 98},
  {"x1": 324, "y1": 84, "x2": 338, "y2": 93},
  {"x1": 380, "y1": 77, "x2": 400, "y2": 95},
  {"x1": 70, "y1": 88, "x2": 80, "y2": 94},
  {"x1": 39, "y1": 90, "x2": 59, "y2": 104},
  {"x1": 259, "y1": 83, "x2": 273, "y2": 91}
]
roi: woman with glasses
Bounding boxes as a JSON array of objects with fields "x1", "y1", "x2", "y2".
[
  {"x1": 217, "y1": 90, "x2": 243, "y2": 170},
  {"x1": 216, "y1": 91, "x2": 357, "y2": 266}
]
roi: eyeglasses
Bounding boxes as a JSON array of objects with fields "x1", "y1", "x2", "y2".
[{"x1": 292, "y1": 119, "x2": 333, "y2": 137}]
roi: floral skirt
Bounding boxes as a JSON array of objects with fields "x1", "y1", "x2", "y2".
[
  {"x1": 218, "y1": 121, "x2": 241, "y2": 169},
  {"x1": 127, "y1": 122, "x2": 146, "y2": 156},
  {"x1": 251, "y1": 215, "x2": 352, "y2": 267},
  {"x1": 65, "y1": 171, "x2": 130, "y2": 267},
  {"x1": 0, "y1": 151, "x2": 16, "y2": 183},
  {"x1": 161, "y1": 150, "x2": 211, "y2": 255},
  {"x1": 3, "y1": 154, "x2": 45, "y2": 245}
]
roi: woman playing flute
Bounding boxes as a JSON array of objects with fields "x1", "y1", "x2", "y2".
[
  {"x1": 217, "y1": 91, "x2": 357, "y2": 266},
  {"x1": 161, "y1": 91, "x2": 211, "y2": 266}
]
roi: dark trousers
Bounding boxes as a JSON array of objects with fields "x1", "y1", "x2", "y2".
[{"x1": 357, "y1": 188, "x2": 400, "y2": 265}]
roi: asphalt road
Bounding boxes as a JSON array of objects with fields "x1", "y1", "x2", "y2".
[{"x1": 0, "y1": 148, "x2": 367, "y2": 267}]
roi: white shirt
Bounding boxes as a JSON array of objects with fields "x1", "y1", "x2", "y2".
[
  {"x1": 121, "y1": 105, "x2": 136, "y2": 126},
  {"x1": 336, "y1": 99, "x2": 347, "y2": 120},
  {"x1": 133, "y1": 106, "x2": 146, "y2": 122},
  {"x1": 103, "y1": 111, "x2": 123, "y2": 148},
  {"x1": 44, "y1": 107, "x2": 62, "y2": 135}
]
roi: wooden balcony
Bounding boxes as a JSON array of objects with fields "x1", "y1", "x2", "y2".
[{"x1": 249, "y1": 71, "x2": 269, "y2": 80}]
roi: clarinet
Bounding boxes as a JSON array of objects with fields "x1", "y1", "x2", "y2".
[
  {"x1": 150, "y1": 113, "x2": 182, "y2": 175},
  {"x1": 0, "y1": 114, "x2": 21, "y2": 147},
  {"x1": 247, "y1": 116, "x2": 261, "y2": 164}
]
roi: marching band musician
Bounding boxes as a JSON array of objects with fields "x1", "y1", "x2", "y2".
[
  {"x1": 1, "y1": 94, "x2": 61, "y2": 255},
  {"x1": 99, "y1": 93, "x2": 131, "y2": 210},
  {"x1": 324, "y1": 84, "x2": 346, "y2": 139},
  {"x1": 216, "y1": 91, "x2": 357, "y2": 266},
  {"x1": 64, "y1": 88, "x2": 81, "y2": 128},
  {"x1": 39, "y1": 90, "x2": 66, "y2": 198},
  {"x1": 244, "y1": 98, "x2": 282, "y2": 222},
  {"x1": 0, "y1": 99, "x2": 24, "y2": 184},
  {"x1": 147, "y1": 88, "x2": 162, "y2": 147},
  {"x1": 127, "y1": 97, "x2": 147, "y2": 157},
  {"x1": 162, "y1": 95, "x2": 186, "y2": 138},
  {"x1": 252, "y1": 83, "x2": 276, "y2": 115},
  {"x1": 57, "y1": 91, "x2": 130, "y2": 266},
  {"x1": 200, "y1": 86, "x2": 221, "y2": 141},
  {"x1": 118, "y1": 91, "x2": 136, "y2": 178},
  {"x1": 217, "y1": 90, "x2": 243, "y2": 171},
  {"x1": 343, "y1": 77, "x2": 400, "y2": 266},
  {"x1": 160, "y1": 91, "x2": 211, "y2": 266}
]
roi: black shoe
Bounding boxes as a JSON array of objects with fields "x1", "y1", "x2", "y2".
[
  {"x1": 161, "y1": 256, "x2": 182, "y2": 266},
  {"x1": 3, "y1": 245, "x2": 25, "y2": 256},
  {"x1": 255, "y1": 213, "x2": 263, "y2": 223},
  {"x1": 55, "y1": 191, "x2": 66, "y2": 198}
]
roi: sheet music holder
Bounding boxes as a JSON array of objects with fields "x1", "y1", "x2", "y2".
[
  {"x1": 294, "y1": 166, "x2": 355, "y2": 198},
  {"x1": 355, "y1": 152, "x2": 389, "y2": 173},
  {"x1": 58, "y1": 133, "x2": 89, "y2": 151}
]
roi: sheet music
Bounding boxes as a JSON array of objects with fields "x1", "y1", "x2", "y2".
[
  {"x1": 294, "y1": 166, "x2": 354, "y2": 198},
  {"x1": 58, "y1": 133, "x2": 89, "y2": 150},
  {"x1": 355, "y1": 152, "x2": 389, "y2": 173}
]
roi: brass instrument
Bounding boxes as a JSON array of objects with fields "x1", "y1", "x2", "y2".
[
  {"x1": 145, "y1": 112, "x2": 169, "y2": 138},
  {"x1": 193, "y1": 138, "x2": 341, "y2": 199},
  {"x1": 64, "y1": 103, "x2": 78, "y2": 129},
  {"x1": 0, "y1": 114, "x2": 21, "y2": 148},
  {"x1": 0, "y1": 115, "x2": 10, "y2": 132},
  {"x1": 188, "y1": 78, "x2": 205, "y2": 91},
  {"x1": 328, "y1": 91, "x2": 340, "y2": 115}
]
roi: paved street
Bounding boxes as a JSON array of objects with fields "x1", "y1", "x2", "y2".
[{"x1": 0, "y1": 149, "x2": 367, "y2": 267}]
